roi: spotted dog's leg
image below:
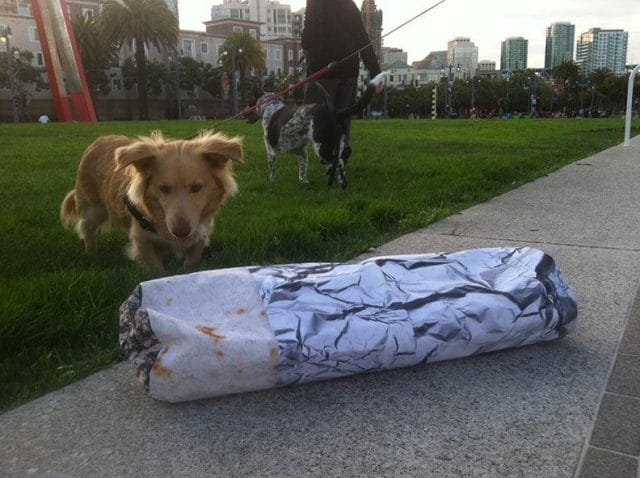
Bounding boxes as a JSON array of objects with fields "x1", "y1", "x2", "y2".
[
  {"x1": 327, "y1": 157, "x2": 345, "y2": 188},
  {"x1": 335, "y1": 157, "x2": 347, "y2": 188},
  {"x1": 297, "y1": 149, "x2": 309, "y2": 183},
  {"x1": 266, "y1": 142, "x2": 277, "y2": 181},
  {"x1": 336, "y1": 135, "x2": 350, "y2": 188}
]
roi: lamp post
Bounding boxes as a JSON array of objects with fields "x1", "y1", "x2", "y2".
[
  {"x1": 1, "y1": 26, "x2": 19, "y2": 123},
  {"x1": 525, "y1": 76, "x2": 532, "y2": 114},
  {"x1": 383, "y1": 73, "x2": 388, "y2": 117},
  {"x1": 505, "y1": 71, "x2": 512, "y2": 118},
  {"x1": 169, "y1": 50, "x2": 183, "y2": 119},
  {"x1": 232, "y1": 48, "x2": 242, "y2": 115},
  {"x1": 440, "y1": 63, "x2": 460, "y2": 118},
  {"x1": 471, "y1": 77, "x2": 478, "y2": 116},
  {"x1": 531, "y1": 75, "x2": 539, "y2": 116}
]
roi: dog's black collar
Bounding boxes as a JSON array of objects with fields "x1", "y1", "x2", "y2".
[{"x1": 124, "y1": 195, "x2": 157, "y2": 233}]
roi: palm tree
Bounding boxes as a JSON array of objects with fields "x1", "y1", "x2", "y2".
[
  {"x1": 100, "y1": 0, "x2": 178, "y2": 119},
  {"x1": 553, "y1": 60, "x2": 580, "y2": 114},
  {"x1": 72, "y1": 12, "x2": 119, "y2": 109},
  {"x1": 552, "y1": 60, "x2": 580, "y2": 85},
  {"x1": 220, "y1": 32, "x2": 266, "y2": 109}
]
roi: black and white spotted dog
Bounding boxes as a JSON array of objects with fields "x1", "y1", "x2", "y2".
[{"x1": 249, "y1": 72, "x2": 386, "y2": 188}]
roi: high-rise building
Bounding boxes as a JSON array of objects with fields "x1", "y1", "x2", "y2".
[
  {"x1": 381, "y1": 47, "x2": 406, "y2": 68},
  {"x1": 447, "y1": 37, "x2": 478, "y2": 79},
  {"x1": 545, "y1": 22, "x2": 575, "y2": 70},
  {"x1": 500, "y1": 36, "x2": 528, "y2": 72},
  {"x1": 211, "y1": 0, "x2": 294, "y2": 40},
  {"x1": 361, "y1": 0, "x2": 382, "y2": 63},
  {"x1": 576, "y1": 28, "x2": 628, "y2": 75}
]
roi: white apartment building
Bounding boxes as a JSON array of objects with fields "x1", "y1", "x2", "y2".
[
  {"x1": 477, "y1": 60, "x2": 496, "y2": 72},
  {"x1": 374, "y1": 60, "x2": 444, "y2": 89},
  {"x1": 211, "y1": 0, "x2": 294, "y2": 40},
  {"x1": 381, "y1": 47, "x2": 407, "y2": 69},
  {"x1": 576, "y1": 28, "x2": 628, "y2": 75},
  {"x1": 447, "y1": 37, "x2": 478, "y2": 79}
]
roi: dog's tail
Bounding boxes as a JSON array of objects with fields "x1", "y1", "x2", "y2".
[
  {"x1": 60, "y1": 190, "x2": 78, "y2": 229},
  {"x1": 336, "y1": 72, "x2": 387, "y2": 121}
]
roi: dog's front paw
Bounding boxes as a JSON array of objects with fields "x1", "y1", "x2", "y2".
[{"x1": 326, "y1": 163, "x2": 347, "y2": 188}]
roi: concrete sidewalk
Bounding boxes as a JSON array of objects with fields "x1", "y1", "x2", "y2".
[{"x1": 2, "y1": 137, "x2": 640, "y2": 478}]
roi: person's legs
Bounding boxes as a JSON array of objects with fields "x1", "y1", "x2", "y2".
[
  {"x1": 304, "y1": 77, "x2": 357, "y2": 185},
  {"x1": 333, "y1": 77, "x2": 357, "y2": 145},
  {"x1": 304, "y1": 77, "x2": 356, "y2": 106},
  {"x1": 304, "y1": 77, "x2": 357, "y2": 143},
  {"x1": 304, "y1": 78, "x2": 338, "y2": 105}
]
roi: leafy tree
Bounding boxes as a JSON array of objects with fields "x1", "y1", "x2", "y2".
[
  {"x1": 163, "y1": 56, "x2": 203, "y2": 118},
  {"x1": 0, "y1": 49, "x2": 47, "y2": 90},
  {"x1": 176, "y1": 56, "x2": 202, "y2": 96},
  {"x1": 589, "y1": 68, "x2": 615, "y2": 92},
  {"x1": 388, "y1": 85, "x2": 422, "y2": 118},
  {"x1": 552, "y1": 60, "x2": 580, "y2": 114},
  {"x1": 601, "y1": 74, "x2": 628, "y2": 114},
  {"x1": 201, "y1": 62, "x2": 223, "y2": 99},
  {"x1": 588, "y1": 68, "x2": 618, "y2": 114},
  {"x1": 220, "y1": 31, "x2": 266, "y2": 108},
  {"x1": 552, "y1": 60, "x2": 580, "y2": 85},
  {"x1": 121, "y1": 57, "x2": 166, "y2": 97},
  {"x1": 101, "y1": 0, "x2": 178, "y2": 119},
  {"x1": 72, "y1": 12, "x2": 119, "y2": 107},
  {"x1": 473, "y1": 77, "x2": 500, "y2": 117},
  {"x1": 0, "y1": 49, "x2": 48, "y2": 119}
]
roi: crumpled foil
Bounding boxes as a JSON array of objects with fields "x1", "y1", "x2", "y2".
[{"x1": 120, "y1": 247, "x2": 577, "y2": 402}]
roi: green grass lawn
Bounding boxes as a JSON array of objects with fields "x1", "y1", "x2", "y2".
[{"x1": 0, "y1": 117, "x2": 637, "y2": 411}]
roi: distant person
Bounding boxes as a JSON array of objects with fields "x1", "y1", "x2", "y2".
[
  {"x1": 302, "y1": 0, "x2": 382, "y2": 146},
  {"x1": 38, "y1": 114, "x2": 50, "y2": 124}
]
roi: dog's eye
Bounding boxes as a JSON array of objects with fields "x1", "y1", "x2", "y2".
[
  {"x1": 190, "y1": 183, "x2": 203, "y2": 194},
  {"x1": 159, "y1": 185, "x2": 172, "y2": 195}
]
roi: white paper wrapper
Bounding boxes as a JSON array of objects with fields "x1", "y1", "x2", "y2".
[{"x1": 120, "y1": 247, "x2": 577, "y2": 403}]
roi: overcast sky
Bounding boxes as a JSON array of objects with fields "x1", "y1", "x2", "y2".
[{"x1": 179, "y1": 0, "x2": 640, "y2": 68}]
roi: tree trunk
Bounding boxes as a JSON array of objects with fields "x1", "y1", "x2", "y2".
[{"x1": 135, "y1": 37, "x2": 149, "y2": 120}]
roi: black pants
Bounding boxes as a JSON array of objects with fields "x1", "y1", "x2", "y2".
[{"x1": 304, "y1": 77, "x2": 357, "y2": 145}]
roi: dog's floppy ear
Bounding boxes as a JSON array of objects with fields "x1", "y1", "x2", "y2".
[
  {"x1": 195, "y1": 132, "x2": 244, "y2": 169},
  {"x1": 114, "y1": 141, "x2": 158, "y2": 172}
]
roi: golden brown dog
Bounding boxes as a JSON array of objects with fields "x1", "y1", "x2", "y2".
[{"x1": 60, "y1": 130, "x2": 243, "y2": 269}]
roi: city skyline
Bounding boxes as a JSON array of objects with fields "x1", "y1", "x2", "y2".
[{"x1": 178, "y1": 0, "x2": 640, "y2": 69}]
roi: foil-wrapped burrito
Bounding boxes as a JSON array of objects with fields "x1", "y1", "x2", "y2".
[{"x1": 119, "y1": 247, "x2": 577, "y2": 403}]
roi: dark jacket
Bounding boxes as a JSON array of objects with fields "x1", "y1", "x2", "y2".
[{"x1": 302, "y1": 0, "x2": 381, "y2": 79}]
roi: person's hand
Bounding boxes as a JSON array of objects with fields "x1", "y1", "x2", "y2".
[{"x1": 375, "y1": 83, "x2": 385, "y2": 94}]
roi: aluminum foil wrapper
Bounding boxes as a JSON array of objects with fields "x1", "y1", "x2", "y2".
[{"x1": 119, "y1": 247, "x2": 577, "y2": 403}]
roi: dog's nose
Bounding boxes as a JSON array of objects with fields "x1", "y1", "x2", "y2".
[{"x1": 171, "y1": 220, "x2": 191, "y2": 239}]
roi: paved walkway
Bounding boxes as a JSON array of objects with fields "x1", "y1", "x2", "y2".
[{"x1": 1, "y1": 136, "x2": 639, "y2": 477}]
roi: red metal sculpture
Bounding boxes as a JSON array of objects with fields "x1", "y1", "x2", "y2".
[{"x1": 31, "y1": 0, "x2": 96, "y2": 122}]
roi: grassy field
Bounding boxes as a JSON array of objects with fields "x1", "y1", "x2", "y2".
[{"x1": 0, "y1": 117, "x2": 637, "y2": 411}]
